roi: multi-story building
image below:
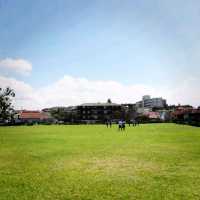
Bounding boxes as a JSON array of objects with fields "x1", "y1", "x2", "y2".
[
  {"x1": 77, "y1": 102, "x2": 122, "y2": 123},
  {"x1": 136, "y1": 95, "x2": 167, "y2": 110}
]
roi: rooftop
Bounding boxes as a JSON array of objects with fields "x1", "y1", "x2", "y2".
[
  {"x1": 79, "y1": 102, "x2": 120, "y2": 107},
  {"x1": 19, "y1": 111, "x2": 51, "y2": 119}
]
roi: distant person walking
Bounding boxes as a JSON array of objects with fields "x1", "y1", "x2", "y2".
[
  {"x1": 132, "y1": 119, "x2": 137, "y2": 127},
  {"x1": 106, "y1": 120, "x2": 109, "y2": 128},
  {"x1": 118, "y1": 120, "x2": 123, "y2": 131},
  {"x1": 122, "y1": 120, "x2": 126, "y2": 131},
  {"x1": 109, "y1": 120, "x2": 112, "y2": 128}
]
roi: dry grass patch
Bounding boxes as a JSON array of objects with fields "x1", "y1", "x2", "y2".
[
  {"x1": 51, "y1": 156, "x2": 164, "y2": 178},
  {"x1": 91, "y1": 157, "x2": 163, "y2": 173}
]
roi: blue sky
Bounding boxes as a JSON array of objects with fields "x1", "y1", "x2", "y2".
[{"x1": 0, "y1": 0, "x2": 200, "y2": 108}]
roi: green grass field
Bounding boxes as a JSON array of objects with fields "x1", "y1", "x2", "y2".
[{"x1": 0, "y1": 124, "x2": 200, "y2": 200}]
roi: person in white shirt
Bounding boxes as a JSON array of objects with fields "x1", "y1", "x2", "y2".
[{"x1": 118, "y1": 120, "x2": 122, "y2": 131}]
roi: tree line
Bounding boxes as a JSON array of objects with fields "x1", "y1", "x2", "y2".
[{"x1": 0, "y1": 87, "x2": 15, "y2": 122}]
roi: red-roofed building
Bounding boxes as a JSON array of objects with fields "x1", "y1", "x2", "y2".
[{"x1": 15, "y1": 110, "x2": 54, "y2": 124}]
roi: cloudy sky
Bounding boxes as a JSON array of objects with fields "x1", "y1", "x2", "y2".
[{"x1": 0, "y1": 0, "x2": 200, "y2": 109}]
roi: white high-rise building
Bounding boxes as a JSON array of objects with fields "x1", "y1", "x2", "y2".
[{"x1": 136, "y1": 95, "x2": 167, "y2": 110}]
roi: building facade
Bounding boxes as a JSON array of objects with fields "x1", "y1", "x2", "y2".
[
  {"x1": 76, "y1": 103, "x2": 122, "y2": 123},
  {"x1": 15, "y1": 110, "x2": 54, "y2": 124},
  {"x1": 136, "y1": 95, "x2": 167, "y2": 110}
]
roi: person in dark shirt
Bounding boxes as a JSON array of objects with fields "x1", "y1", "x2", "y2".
[
  {"x1": 109, "y1": 120, "x2": 112, "y2": 128},
  {"x1": 106, "y1": 120, "x2": 109, "y2": 128},
  {"x1": 122, "y1": 120, "x2": 126, "y2": 131}
]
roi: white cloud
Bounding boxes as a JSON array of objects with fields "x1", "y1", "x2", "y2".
[
  {"x1": 0, "y1": 58, "x2": 32, "y2": 75},
  {"x1": 165, "y1": 77, "x2": 200, "y2": 106},
  {"x1": 0, "y1": 75, "x2": 199, "y2": 110},
  {"x1": 0, "y1": 76, "x2": 35, "y2": 109}
]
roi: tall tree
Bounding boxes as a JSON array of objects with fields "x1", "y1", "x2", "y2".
[
  {"x1": 0, "y1": 87, "x2": 15, "y2": 122},
  {"x1": 107, "y1": 98, "x2": 112, "y2": 104}
]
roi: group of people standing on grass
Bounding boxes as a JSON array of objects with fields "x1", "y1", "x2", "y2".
[
  {"x1": 131, "y1": 119, "x2": 140, "y2": 126},
  {"x1": 118, "y1": 120, "x2": 126, "y2": 131},
  {"x1": 106, "y1": 120, "x2": 112, "y2": 128},
  {"x1": 105, "y1": 119, "x2": 139, "y2": 131}
]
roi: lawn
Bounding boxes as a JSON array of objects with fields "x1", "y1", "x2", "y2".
[{"x1": 0, "y1": 124, "x2": 200, "y2": 200}]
